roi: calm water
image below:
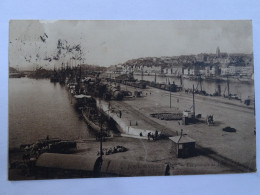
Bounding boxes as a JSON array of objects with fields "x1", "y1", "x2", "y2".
[
  {"x1": 134, "y1": 75, "x2": 255, "y2": 100},
  {"x1": 9, "y1": 78, "x2": 92, "y2": 149}
]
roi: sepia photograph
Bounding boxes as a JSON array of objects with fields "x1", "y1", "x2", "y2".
[{"x1": 8, "y1": 20, "x2": 256, "y2": 180}]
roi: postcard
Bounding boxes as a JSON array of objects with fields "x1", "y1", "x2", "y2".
[{"x1": 8, "y1": 20, "x2": 256, "y2": 180}]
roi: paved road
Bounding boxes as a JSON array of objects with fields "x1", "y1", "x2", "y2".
[{"x1": 112, "y1": 83, "x2": 256, "y2": 172}]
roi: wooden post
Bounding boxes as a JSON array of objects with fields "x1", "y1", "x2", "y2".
[
  {"x1": 199, "y1": 75, "x2": 202, "y2": 92},
  {"x1": 99, "y1": 114, "x2": 103, "y2": 160},
  {"x1": 100, "y1": 126, "x2": 103, "y2": 159},
  {"x1": 227, "y1": 75, "x2": 230, "y2": 97},
  {"x1": 193, "y1": 84, "x2": 195, "y2": 117},
  {"x1": 170, "y1": 91, "x2": 172, "y2": 108}
]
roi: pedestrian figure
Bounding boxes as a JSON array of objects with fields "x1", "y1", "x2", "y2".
[
  {"x1": 119, "y1": 110, "x2": 122, "y2": 118},
  {"x1": 148, "y1": 132, "x2": 151, "y2": 140},
  {"x1": 155, "y1": 130, "x2": 158, "y2": 138},
  {"x1": 151, "y1": 133, "x2": 154, "y2": 140},
  {"x1": 140, "y1": 132, "x2": 143, "y2": 137}
]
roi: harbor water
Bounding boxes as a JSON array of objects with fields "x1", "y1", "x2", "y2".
[
  {"x1": 9, "y1": 77, "x2": 92, "y2": 149},
  {"x1": 134, "y1": 74, "x2": 254, "y2": 100}
]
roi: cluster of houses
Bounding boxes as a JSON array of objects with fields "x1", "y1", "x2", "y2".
[
  {"x1": 181, "y1": 65, "x2": 253, "y2": 77},
  {"x1": 118, "y1": 64, "x2": 253, "y2": 78},
  {"x1": 108, "y1": 48, "x2": 254, "y2": 78}
]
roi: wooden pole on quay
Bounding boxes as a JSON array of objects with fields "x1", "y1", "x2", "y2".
[
  {"x1": 170, "y1": 90, "x2": 172, "y2": 108},
  {"x1": 193, "y1": 84, "x2": 195, "y2": 117},
  {"x1": 99, "y1": 114, "x2": 103, "y2": 160}
]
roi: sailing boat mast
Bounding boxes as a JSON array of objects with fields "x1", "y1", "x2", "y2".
[
  {"x1": 141, "y1": 67, "x2": 144, "y2": 81},
  {"x1": 199, "y1": 74, "x2": 202, "y2": 92},
  {"x1": 227, "y1": 75, "x2": 230, "y2": 97},
  {"x1": 98, "y1": 111, "x2": 104, "y2": 160},
  {"x1": 170, "y1": 88, "x2": 172, "y2": 108},
  {"x1": 193, "y1": 84, "x2": 195, "y2": 117}
]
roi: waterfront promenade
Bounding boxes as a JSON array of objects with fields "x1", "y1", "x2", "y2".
[{"x1": 96, "y1": 82, "x2": 256, "y2": 172}]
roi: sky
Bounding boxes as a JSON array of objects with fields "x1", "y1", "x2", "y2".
[{"x1": 9, "y1": 20, "x2": 253, "y2": 70}]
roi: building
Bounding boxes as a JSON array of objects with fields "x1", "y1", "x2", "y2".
[
  {"x1": 169, "y1": 133, "x2": 196, "y2": 158},
  {"x1": 210, "y1": 65, "x2": 220, "y2": 76},
  {"x1": 122, "y1": 65, "x2": 134, "y2": 73},
  {"x1": 113, "y1": 65, "x2": 123, "y2": 73},
  {"x1": 220, "y1": 67, "x2": 230, "y2": 76},
  {"x1": 220, "y1": 66, "x2": 253, "y2": 77},
  {"x1": 205, "y1": 66, "x2": 220, "y2": 76},
  {"x1": 189, "y1": 66, "x2": 200, "y2": 76},
  {"x1": 183, "y1": 68, "x2": 190, "y2": 75},
  {"x1": 205, "y1": 67, "x2": 210, "y2": 76},
  {"x1": 172, "y1": 66, "x2": 183, "y2": 75},
  {"x1": 163, "y1": 66, "x2": 183, "y2": 76},
  {"x1": 199, "y1": 69, "x2": 205, "y2": 75},
  {"x1": 240, "y1": 66, "x2": 254, "y2": 76},
  {"x1": 163, "y1": 68, "x2": 171, "y2": 74},
  {"x1": 229, "y1": 66, "x2": 238, "y2": 75},
  {"x1": 143, "y1": 65, "x2": 162, "y2": 74}
]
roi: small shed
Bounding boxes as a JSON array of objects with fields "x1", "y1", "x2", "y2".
[
  {"x1": 183, "y1": 111, "x2": 195, "y2": 118},
  {"x1": 169, "y1": 134, "x2": 196, "y2": 158},
  {"x1": 182, "y1": 111, "x2": 195, "y2": 125}
]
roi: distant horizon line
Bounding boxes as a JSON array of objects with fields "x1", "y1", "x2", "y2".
[{"x1": 10, "y1": 51, "x2": 254, "y2": 70}]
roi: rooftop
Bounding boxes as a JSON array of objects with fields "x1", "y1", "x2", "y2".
[{"x1": 169, "y1": 135, "x2": 196, "y2": 144}]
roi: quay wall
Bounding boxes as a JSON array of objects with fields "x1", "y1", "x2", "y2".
[{"x1": 96, "y1": 99, "x2": 159, "y2": 137}]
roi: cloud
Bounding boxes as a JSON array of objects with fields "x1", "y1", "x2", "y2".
[{"x1": 9, "y1": 20, "x2": 253, "y2": 69}]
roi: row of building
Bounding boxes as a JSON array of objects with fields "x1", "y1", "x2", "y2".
[
  {"x1": 108, "y1": 48, "x2": 254, "y2": 78},
  {"x1": 180, "y1": 65, "x2": 253, "y2": 77},
  {"x1": 119, "y1": 64, "x2": 253, "y2": 77}
]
